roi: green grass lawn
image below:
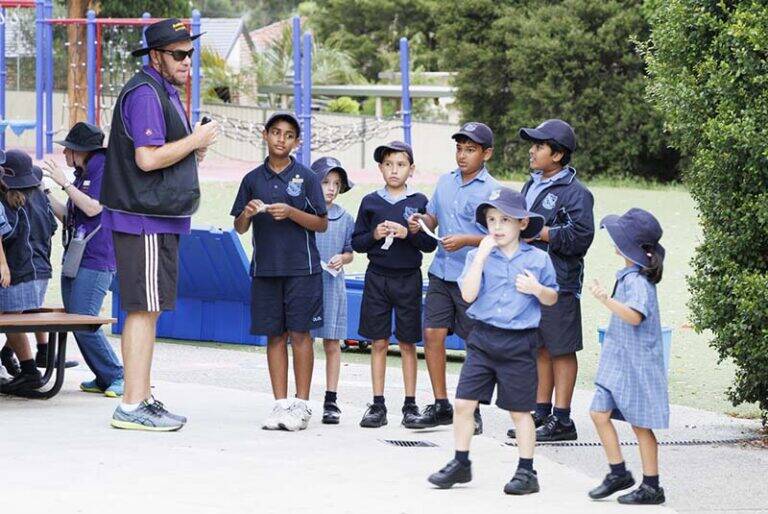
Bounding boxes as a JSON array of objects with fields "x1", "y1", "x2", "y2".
[{"x1": 44, "y1": 179, "x2": 759, "y2": 418}]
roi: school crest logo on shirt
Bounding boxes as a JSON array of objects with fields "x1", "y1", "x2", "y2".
[
  {"x1": 489, "y1": 189, "x2": 501, "y2": 201},
  {"x1": 286, "y1": 181, "x2": 302, "y2": 197},
  {"x1": 403, "y1": 205, "x2": 419, "y2": 222},
  {"x1": 542, "y1": 192, "x2": 558, "y2": 210}
]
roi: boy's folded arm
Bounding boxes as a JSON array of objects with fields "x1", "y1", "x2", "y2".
[
  {"x1": 407, "y1": 230, "x2": 438, "y2": 252},
  {"x1": 233, "y1": 211, "x2": 250, "y2": 234},
  {"x1": 288, "y1": 207, "x2": 327, "y2": 232},
  {"x1": 536, "y1": 285, "x2": 558, "y2": 306}
]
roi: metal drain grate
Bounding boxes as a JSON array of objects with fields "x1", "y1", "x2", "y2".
[{"x1": 381, "y1": 439, "x2": 438, "y2": 448}]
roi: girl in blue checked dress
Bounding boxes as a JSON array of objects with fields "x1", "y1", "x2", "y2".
[
  {"x1": 310, "y1": 157, "x2": 355, "y2": 425},
  {"x1": 587, "y1": 208, "x2": 668, "y2": 506}
]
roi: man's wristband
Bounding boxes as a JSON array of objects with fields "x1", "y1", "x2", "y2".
[{"x1": 61, "y1": 182, "x2": 73, "y2": 191}]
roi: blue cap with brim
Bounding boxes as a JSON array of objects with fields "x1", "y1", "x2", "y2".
[{"x1": 519, "y1": 119, "x2": 576, "y2": 152}]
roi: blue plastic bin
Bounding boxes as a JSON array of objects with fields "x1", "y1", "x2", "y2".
[{"x1": 597, "y1": 326, "x2": 672, "y2": 375}]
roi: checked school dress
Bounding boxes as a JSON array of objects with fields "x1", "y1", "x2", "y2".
[
  {"x1": 311, "y1": 203, "x2": 355, "y2": 340},
  {"x1": 591, "y1": 265, "x2": 669, "y2": 429}
]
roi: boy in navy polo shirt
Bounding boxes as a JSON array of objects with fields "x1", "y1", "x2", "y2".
[
  {"x1": 406, "y1": 121, "x2": 500, "y2": 433},
  {"x1": 352, "y1": 141, "x2": 437, "y2": 428},
  {"x1": 507, "y1": 119, "x2": 595, "y2": 442},
  {"x1": 428, "y1": 187, "x2": 558, "y2": 495},
  {"x1": 231, "y1": 112, "x2": 327, "y2": 432}
]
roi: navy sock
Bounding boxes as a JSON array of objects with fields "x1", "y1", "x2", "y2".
[
  {"x1": 454, "y1": 450, "x2": 470, "y2": 465},
  {"x1": 609, "y1": 462, "x2": 627, "y2": 476},
  {"x1": 19, "y1": 359, "x2": 36, "y2": 374},
  {"x1": 404, "y1": 396, "x2": 416, "y2": 406},
  {"x1": 535, "y1": 402, "x2": 552, "y2": 418},
  {"x1": 373, "y1": 395, "x2": 385, "y2": 406},
  {"x1": 324, "y1": 391, "x2": 337, "y2": 404},
  {"x1": 642, "y1": 475, "x2": 659, "y2": 488},
  {"x1": 436, "y1": 398, "x2": 450, "y2": 408},
  {"x1": 553, "y1": 407, "x2": 571, "y2": 424},
  {"x1": 517, "y1": 458, "x2": 534, "y2": 472}
]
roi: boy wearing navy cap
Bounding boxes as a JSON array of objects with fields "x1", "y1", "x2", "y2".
[
  {"x1": 428, "y1": 187, "x2": 558, "y2": 494},
  {"x1": 506, "y1": 119, "x2": 595, "y2": 443},
  {"x1": 232, "y1": 112, "x2": 328, "y2": 432},
  {"x1": 406, "y1": 121, "x2": 500, "y2": 433},
  {"x1": 352, "y1": 141, "x2": 437, "y2": 428}
]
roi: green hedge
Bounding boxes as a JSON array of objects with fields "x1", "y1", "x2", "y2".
[{"x1": 646, "y1": 0, "x2": 768, "y2": 423}]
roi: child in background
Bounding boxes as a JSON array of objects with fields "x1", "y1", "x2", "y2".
[
  {"x1": 310, "y1": 157, "x2": 355, "y2": 425},
  {"x1": 587, "y1": 208, "x2": 668, "y2": 505}
]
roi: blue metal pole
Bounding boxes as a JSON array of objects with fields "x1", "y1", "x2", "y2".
[
  {"x1": 0, "y1": 7, "x2": 6, "y2": 151},
  {"x1": 191, "y1": 9, "x2": 201, "y2": 125},
  {"x1": 86, "y1": 10, "x2": 96, "y2": 124},
  {"x1": 292, "y1": 16, "x2": 302, "y2": 163},
  {"x1": 399, "y1": 37, "x2": 411, "y2": 146},
  {"x1": 44, "y1": 0, "x2": 53, "y2": 152},
  {"x1": 35, "y1": 0, "x2": 44, "y2": 159},
  {"x1": 141, "y1": 12, "x2": 150, "y2": 67},
  {"x1": 301, "y1": 32, "x2": 312, "y2": 167}
]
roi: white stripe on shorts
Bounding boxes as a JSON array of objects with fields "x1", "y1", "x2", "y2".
[{"x1": 144, "y1": 234, "x2": 159, "y2": 311}]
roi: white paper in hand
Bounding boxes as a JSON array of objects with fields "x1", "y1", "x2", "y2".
[
  {"x1": 255, "y1": 200, "x2": 270, "y2": 213},
  {"x1": 418, "y1": 218, "x2": 443, "y2": 241},
  {"x1": 321, "y1": 261, "x2": 340, "y2": 277},
  {"x1": 381, "y1": 234, "x2": 395, "y2": 250}
]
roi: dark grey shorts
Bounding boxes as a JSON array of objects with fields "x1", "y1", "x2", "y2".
[
  {"x1": 456, "y1": 322, "x2": 538, "y2": 412},
  {"x1": 113, "y1": 232, "x2": 179, "y2": 312},
  {"x1": 423, "y1": 274, "x2": 475, "y2": 339},
  {"x1": 538, "y1": 292, "x2": 583, "y2": 357}
]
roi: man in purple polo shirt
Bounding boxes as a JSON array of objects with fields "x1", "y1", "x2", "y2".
[{"x1": 100, "y1": 18, "x2": 218, "y2": 432}]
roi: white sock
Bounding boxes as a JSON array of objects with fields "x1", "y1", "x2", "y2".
[
  {"x1": 120, "y1": 402, "x2": 141, "y2": 412},
  {"x1": 277, "y1": 398, "x2": 292, "y2": 409}
]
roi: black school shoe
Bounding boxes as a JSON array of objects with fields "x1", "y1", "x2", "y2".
[
  {"x1": 474, "y1": 409, "x2": 483, "y2": 435},
  {"x1": 360, "y1": 404, "x2": 388, "y2": 428},
  {"x1": 322, "y1": 402, "x2": 341, "y2": 425},
  {"x1": 507, "y1": 412, "x2": 546, "y2": 439},
  {"x1": 1, "y1": 346, "x2": 21, "y2": 377},
  {"x1": 428, "y1": 459, "x2": 472, "y2": 489},
  {"x1": 35, "y1": 346, "x2": 78, "y2": 369},
  {"x1": 401, "y1": 403, "x2": 420, "y2": 426},
  {"x1": 588, "y1": 472, "x2": 635, "y2": 499},
  {"x1": 617, "y1": 484, "x2": 666, "y2": 505},
  {"x1": 0, "y1": 369, "x2": 43, "y2": 395},
  {"x1": 503, "y1": 468, "x2": 540, "y2": 495},
  {"x1": 406, "y1": 402, "x2": 453, "y2": 429},
  {"x1": 536, "y1": 415, "x2": 578, "y2": 442}
]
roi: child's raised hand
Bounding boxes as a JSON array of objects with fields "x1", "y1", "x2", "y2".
[
  {"x1": 407, "y1": 213, "x2": 422, "y2": 234},
  {"x1": 243, "y1": 200, "x2": 262, "y2": 218},
  {"x1": 515, "y1": 269, "x2": 542, "y2": 296},
  {"x1": 477, "y1": 234, "x2": 498, "y2": 256},
  {"x1": 373, "y1": 222, "x2": 390, "y2": 240},
  {"x1": 590, "y1": 279, "x2": 609, "y2": 302},
  {"x1": 0, "y1": 262, "x2": 10, "y2": 288},
  {"x1": 441, "y1": 235, "x2": 466, "y2": 252},
  {"x1": 390, "y1": 222, "x2": 408, "y2": 239},
  {"x1": 266, "y1": 203, "x2": 292, "y2": 221}
]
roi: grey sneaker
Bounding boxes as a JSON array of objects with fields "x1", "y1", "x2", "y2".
[
  {"x1": 110, "y1": 400, "x2": 184, "y2": 432},
  {"x1": 263, "y1": 403, "x2": 286, "y2": 430},
  {"x1": 279, "y1": 400, "x2": 312, "y2": 431},
  {"x1": 149, "y1": 396, "x2": 187, "y2": 423}
]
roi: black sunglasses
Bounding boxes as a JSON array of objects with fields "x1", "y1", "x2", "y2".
[{"x1": 156, "y1": 48, "x2": 195, "y2": 62}]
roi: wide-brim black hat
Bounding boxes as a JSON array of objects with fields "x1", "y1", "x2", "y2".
[
  {"x1": 475, "y1": 187, "x2": 544, "y2": 239},
  {"x1": 55, "y1": 121, "x2": 105, "y2": 152},
  {"x1": 1, "y1": 149, "x2": 40, "y2": 189},
  {"x1": 131, "y1": 18, "x2": 203, "y2": 57}
]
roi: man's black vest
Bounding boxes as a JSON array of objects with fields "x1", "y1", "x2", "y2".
[{"x1": 101, "y1": 69, "x2": 199, "y2": 217}]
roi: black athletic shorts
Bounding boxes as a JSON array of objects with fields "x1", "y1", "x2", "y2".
[
  {"x1": 358, "y1": 267, "x2": 422, "y2": 344},
  {"x1": 113, "y1": 232, "x2": 179, "y2": 312},
  {"x1": 250, "y1": 274, "x2": 324, "y2": 337},
  {"x1": 538, "y1": 292, "x2": 583, "y2": 356},
  {"x1": 423, "y1": 273, "x2": 475, "y2": 339}
]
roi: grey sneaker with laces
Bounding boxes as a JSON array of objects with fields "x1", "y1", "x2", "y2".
[{"x1": 111, "y1": 400, "x2": 184, "y2": 432}]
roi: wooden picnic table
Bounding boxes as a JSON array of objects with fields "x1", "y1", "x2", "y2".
[{"x1": 0, "y1": 308, "x2": 115, "y2": 399}]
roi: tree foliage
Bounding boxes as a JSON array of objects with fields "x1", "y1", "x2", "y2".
[{"x1": 646, "y1": 0, "x2": 768, "y2": 423}]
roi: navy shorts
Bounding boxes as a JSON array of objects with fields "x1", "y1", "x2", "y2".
[
  {"x1": 538, "y1": 292, "x2": 583, "y2": 357},
  {"x1": 423, "y1": 273, "x2": 475, "y2": 339},
  {"x1": 250, "y1": 274, "x2": 323, "y2": 337},
  {"x1": 456, "y1": 322, "x2": 538, "y2": 412},
  {"x1": 358, "y1": 268, "x2": 422, "y2": 344}
]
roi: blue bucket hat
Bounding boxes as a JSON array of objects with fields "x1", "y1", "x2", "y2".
[
  {"x1": 1, "y1": 149, "x2": 40, "y2": 189},
  {"x1": 601, "y1": 208, "x2": 665, "y2": 268},
  {"x1": 519, "y1": 119, "x2": 577, "y2": 152},
  {"x1": 311, "y1": 157, "x2": 354, "y2": 194},
  {"x1": 374, "y1": 140, "x2": 413, "y2": 164},
  {"x1": 475, "y1": 187, "x2": 545, "y2": 239}
]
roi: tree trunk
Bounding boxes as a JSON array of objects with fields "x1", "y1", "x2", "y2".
[{"x1": 66, "y1": 0, "x2": 92, "y2": 126}]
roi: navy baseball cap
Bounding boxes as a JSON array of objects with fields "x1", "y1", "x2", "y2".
[
  {"x1": 519, "y1": 119, "x2": 576, "y2": 152},
  {"x1": 601, "y1": 208, "x2": 665, "y2": 268},
  {"x1": 264, "y1": 112, "x2": 301, "y2": 138},
  {"x1": 131, "y1": 18, "x2": 203, "y2": 57},
  {"x1": 475, "y1": 187, "x2": 544, "y2": 239},
  {"x1": 452, "y1": 121, "x2": 494, "y2": 148},
  {"x1": 374, "y1": 140, "x2": 413, "y2": 164},
  {"x1": 311, "y1": 157, "x2": 354, "y2": 194}
]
